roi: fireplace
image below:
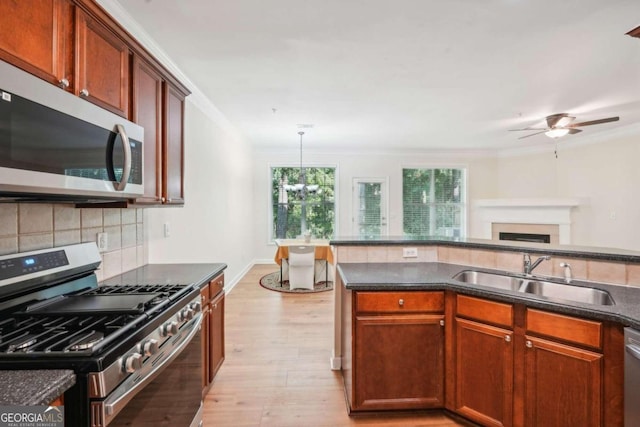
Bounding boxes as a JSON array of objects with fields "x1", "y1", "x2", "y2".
[
  {"x1": 475, "y1": 198, "x2": 581, "y2": 245},
  {"x1": 499, "y1": 232, "x2": 551, "y2": 244}
]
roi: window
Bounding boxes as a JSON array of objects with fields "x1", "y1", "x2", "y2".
[
  {"x1": 271, "y1": 167, "x2": 336, "y2": 240},
  {"x1": 402, "y1": 168, "x2": 466, "y2": 237}
]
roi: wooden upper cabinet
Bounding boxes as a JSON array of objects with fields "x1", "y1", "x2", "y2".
[
  {"x1": 132, "y1": 56, "x2": 163, "y2": 204},
  {"x1": 163, "y1": 83, "x2": 185, "y2": 205},
  {"x1": 75, "y1": 7, "x2": 130, "y2": 117},
  {"x1": 0, "y1": 0, "x2": 73, "y2": 87}
]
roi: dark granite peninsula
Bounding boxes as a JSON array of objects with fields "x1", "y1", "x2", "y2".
[{"x1": 331, "y1": 236, "x2": 637, "y2": 426}]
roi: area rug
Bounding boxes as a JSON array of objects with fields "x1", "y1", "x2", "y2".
[{"x1": 259, "y1": 271, "x2": 333, "y2": 293}]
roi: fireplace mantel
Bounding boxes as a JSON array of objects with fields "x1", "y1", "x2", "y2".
[{"x1": 475, "y1": 198, "x2": 584, "y2": 244}]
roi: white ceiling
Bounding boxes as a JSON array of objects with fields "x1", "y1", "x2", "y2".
[{"x1": 113, "y1": 0, "x2": 640, "y2": 152}]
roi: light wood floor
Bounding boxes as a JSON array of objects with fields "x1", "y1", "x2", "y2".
[{"x1": 203, "y1": 264, "x2": 469, "y2": 427}]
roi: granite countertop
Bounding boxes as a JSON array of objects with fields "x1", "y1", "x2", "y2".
[
  {"x1": 329, "y1": 235, "x2": 640, "y2": 263},
  {"x1": 337, "y1": 262, "x2": 640, "y2": 329},
  {"x1": 0, "y1": 370, "x2": 75, "y2": 405},
  {"x1": 100, "y1": 263, "x2": 227, "y2": 288}
]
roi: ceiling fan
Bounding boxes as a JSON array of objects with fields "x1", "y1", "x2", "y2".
[{"x1": 509, "y1": 113, "x2": 619, "y2": 139}]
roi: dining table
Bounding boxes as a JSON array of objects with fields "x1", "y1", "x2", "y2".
[{"x1": 274, "y1": 239, "x2": 334, "y2": 285}]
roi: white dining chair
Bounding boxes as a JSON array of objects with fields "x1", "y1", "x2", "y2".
[{"x1": 287, "y1": 246, "x2": 315, "y2": 290}]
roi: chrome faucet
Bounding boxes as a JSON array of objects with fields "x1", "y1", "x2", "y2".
[
  {"x1": 559, "y1": 262, "x2": 572, "y2": 283},
  {"x1": 523, "y1": 253, "x2": 551, "y2": 275}
]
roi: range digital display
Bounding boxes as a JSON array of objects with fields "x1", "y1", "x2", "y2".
[{"x1": 0, "y1": 250, "x2": 69, "y2": 281}]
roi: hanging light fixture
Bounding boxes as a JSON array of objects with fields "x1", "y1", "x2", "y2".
[
  {"x1": 284, "y1": 131, "x2": 319, "y2": 200},
  {"x1": 545, "y1": 128, "x2": 570, "y2": 138}
]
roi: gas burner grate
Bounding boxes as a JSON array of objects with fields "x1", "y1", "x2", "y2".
[{"x1": 0, "y1": 313, "x2": 144, "y2": 355}]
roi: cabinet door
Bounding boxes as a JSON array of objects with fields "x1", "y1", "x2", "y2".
[
  {"x1": 209, "y1": 292, "x2": 225, "y2": 382},
  {"x1": 75, "y1": 8, "x2": 130, "y2": 117},
  {"x1": 524, "y1": 336, "x2": 603, "y2": 427},
  {"x1": 132, "y1": 56, "x2": 163, "y2": 204},
  {"x1": 163, "y1": 83, "x2": 185, "y2": 205},
  {"x1": 201, "y1": 289, "x2": 211, "y2": 395},
  {"x1": 455, "y1": 317, "x2": 513, "y2": 427},
  {"x1": 354, "y1": 314, "x2": 444, "y2": 411},
  {"x1": 0, "y1": 0, "x2": 73, "y2": 87}
]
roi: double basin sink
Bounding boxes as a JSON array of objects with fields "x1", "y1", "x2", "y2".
[{"x1": 452, "y1": 270, "x2": 615, "y2": 306}]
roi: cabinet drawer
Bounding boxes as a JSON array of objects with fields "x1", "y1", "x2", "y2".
[
  {"x1": 456, "y1": 295, "x2": 513, "y2": 328},
  {"x1": 355, "y1": 291, "x2": 444, "y2": 314},
  {"x1": 526, "y1": 309, "x2": 602, "y2": 350},
  {"x1": 209, "y1": 274, "x2": 224, "y2": 298}
]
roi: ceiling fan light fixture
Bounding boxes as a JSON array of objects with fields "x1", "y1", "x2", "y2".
[{"x1": 545, "y1": 128, "x2": 570, "y2": 138}]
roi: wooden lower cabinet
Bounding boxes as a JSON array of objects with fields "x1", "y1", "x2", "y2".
[
  {"x1": 354, "y1": 313, "x2": 444, "y2": 410},
  {"x1": 209, "y1": 291, "x2": 225, "y2": 381},
  {"x1": 344, "y1": 290, "x2": 445, "y2": 412},
  {"x1": 201, "y1": 274, "x2": 225, "y2": 396},
  {"x1": 341, "y1": 285, "x2": 622, "y2": 426},
  {"x1": 454, "y1": 318, "x2": 513, "y2": 427},
  {"x1": 523, "y1": 336, "x2": 602, "y2": 427}
]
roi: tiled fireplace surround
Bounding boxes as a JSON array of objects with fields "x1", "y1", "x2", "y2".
[
  {"x1": 334, "y1": 245, "x2": 640, "y2": 287},
  {"x1": 0, "y1": 203, "x2": 145, "y2": 282}
]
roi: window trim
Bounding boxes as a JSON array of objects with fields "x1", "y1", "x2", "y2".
[
  {"x1": 400, "y1": 164, "x2": 468, "y2": 238},
  {"x1": 267, "y1": 162, "x2": 340, "y2": 245}
]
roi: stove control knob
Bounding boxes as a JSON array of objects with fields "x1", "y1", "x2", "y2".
[
  {"x1": 124, "y1": 353, "x2": 143, "y2": 373},
  {"x1": 182, "y1": 308, "x2": 195, "y2": 321},
  {"x1": 161, "y1": 321, "x2": 179, "y2": 337},
  {"x1": 189, "y1": 301, "x2": 202, "y2": 313},
  {"x1": 141, "y1": 339, "x2": 159, "y2": 356}
]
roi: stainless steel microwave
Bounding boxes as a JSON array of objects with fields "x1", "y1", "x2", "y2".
[{"x1": 0, "y1": 60, "x2": 143, "y2": 201}]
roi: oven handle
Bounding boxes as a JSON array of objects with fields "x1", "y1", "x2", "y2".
[
  {"x1": 113, "y1": 124, "x2": 132, "y2": 191},
  {"x1": 101, "y1": 313, "x2": 202, "y2": 425},
  {"x1": 627, "y1": 343, "x2": 640, "y2": 361}
]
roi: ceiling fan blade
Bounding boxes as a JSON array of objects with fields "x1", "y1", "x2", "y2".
[
  {"x1": 568, "y1": 117, "x2": 619, "y2": 127},
  {"x1": 509, "y1": 128, "x2": 548, "y2": 131},
  {"x1": 546, "y1": 113, "x2": 570, "y2": 128},
  {"x1": 568, "y1": 128, "x2": 582, "y2": 135},
  {"x1": 518, "y1": 130, "x2": 547, "y2": 139}
]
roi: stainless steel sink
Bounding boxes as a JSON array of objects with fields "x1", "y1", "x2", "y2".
[
  {"x1": 452, "y1": 270, "x2": 525, "y2": 291},
  {"x1": 452, "y1": 270, "x2": 615, "y2": 306},
  {"x1": 521, "y1": 280, "x2": 615, "y2": 306}
]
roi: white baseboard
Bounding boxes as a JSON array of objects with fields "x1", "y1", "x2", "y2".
[{"x1": 224, "y1": 261, "x2": 255, "y2": 294}]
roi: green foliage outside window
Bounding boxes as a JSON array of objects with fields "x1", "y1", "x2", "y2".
[
  {"x1": 403, "y1": 168, "x2": 465, "y2": 237},
  {"x1": 271, "y1": 167, "x2": 336, "y2": 239}
]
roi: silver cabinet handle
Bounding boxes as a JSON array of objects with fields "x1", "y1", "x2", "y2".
[
  {"x1": 80, "y1": 88, "x2": 89, "y2": 97},
  {"x1": 113, "y1": 124, "x2": 132, "y2": 191},
  {"x1": 525, "y1": 340, "x2": 533, "y2": 348},
  {"x1": 439, "y1": 319, "x2": 444, "y2": 327},
  {"x1": 59, "y1": 78, "x2": 69, "y2": 88},
  {"x1": 398, "y1": 299, "x2": 404, "y2": 307},
  {"x1": 505, "y1": 335, "x2": 511, "y2": 342}
]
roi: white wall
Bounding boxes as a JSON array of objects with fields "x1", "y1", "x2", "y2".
[
  {"x1": 146, "y1": 100, "x2": 255, "y2": 285},
  {"x1": 253, "y1": 148, "x2": 498, "y2": 261},
  {"x1": 494, "y1": 133, "x2": 640, "y2": 251}
]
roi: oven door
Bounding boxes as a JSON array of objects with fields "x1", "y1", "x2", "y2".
[{"x1": 91, "y1": 313, "x2": 203, "y2": 427}]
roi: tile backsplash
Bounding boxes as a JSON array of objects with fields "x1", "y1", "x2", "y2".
[{"x1": 0, "y1": 203, "x2": 146, "y2": 281}]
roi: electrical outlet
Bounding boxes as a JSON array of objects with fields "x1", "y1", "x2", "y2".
[
  {"x1": 163, "y1": 223, "x2": 170, "y2": 238},
  {"x1": 97, "y1": 232, "x2": 108, "y2": 251},
  {"x1": 402, "y1": 247, "x2": 418, "y2": 258}
]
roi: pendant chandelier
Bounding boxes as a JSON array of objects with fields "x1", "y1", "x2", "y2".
[{"x1": 284, "y1": 131, "x2": 319, "y2": 200}]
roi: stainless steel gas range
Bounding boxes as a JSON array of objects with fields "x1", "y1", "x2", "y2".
[{"x1": 0, "y1": 243, "x2": 204, "y2": 427}]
